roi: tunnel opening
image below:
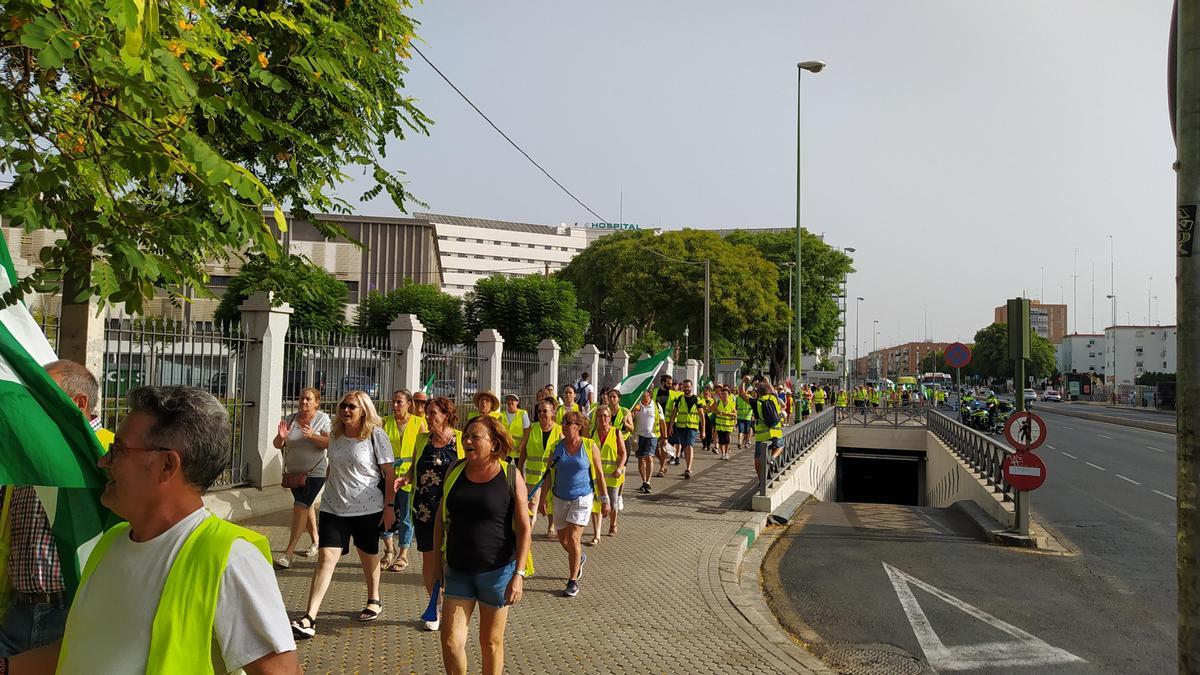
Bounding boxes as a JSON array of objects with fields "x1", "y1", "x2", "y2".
[{"x1": 835, "y1": 448, "x2": 924, "y2": 506}]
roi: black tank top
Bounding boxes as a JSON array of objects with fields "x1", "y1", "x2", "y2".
[{"x1": 445, "y1": 468, "x2": 516, "y2": 573}]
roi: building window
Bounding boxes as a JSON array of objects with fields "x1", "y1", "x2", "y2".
[
  {"x1": 1136, "y1": 330, "x2": 1144, "y2": 337},
  {"x1": 1136, "y1": 347, "x2": 1144, "y2": 356},
  {"x1": 1165, "y1": 361, "x2": 1169, "y2": 369}
]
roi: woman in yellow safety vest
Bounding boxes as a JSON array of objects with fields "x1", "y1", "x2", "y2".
[
  {"x1": 589, "y1": 410, "x2": 627, "y2": 541},
  {"x1": 812, "y1": 385, "x2": 827, "y2": 412},
  {"x1": 714, "y1": 386, "x2": 738, "y2": 460},
  {"x1": 700, "y1": 383, "x2": 717, "y2": 453},
  {"x1": 591, "y1": 388, "x2": 634, "y2": 436},
  {"x1": 473, "y1": 390, "x2": 503, "y2": 421},
  {"x1": 555, "y1": 385, "x2": 581, "y2": 425},
  {"x1": 737, "y1": 376, "x2": 783, "y2": 478},
  {"x1": 381, "y1": 389, "x2": 427, "y2": 572},
  {"x1": 502, "y1": 393, "x2": 530, "y2": 458},
  {"x1": 518, "y1": 399, "x2": 562, "y2": 539}
]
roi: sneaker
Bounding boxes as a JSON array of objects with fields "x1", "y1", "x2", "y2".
[
  {"x1": 644, "y1": 482, "x2": 652, "y2": 494},
  {"x1": 639, "y1": 482, "x2": 650, "y2": 494},
  {"x1": 578, "y1": 552, "x2": 587, "y2": 580},
  {"x1": 563, "y1": 580, "x2": 580, "y2": 597},
  {"x1": 274, "y1": 555, "x2": 290, "y2": 569},
  {"x1": 423, "y1": 619, "x2": 440, "y2": 631},
  {"x1": 617, "y1": 496, "x2": 624, "y2": 511},
  {"x1": 300, "y1": 544, "x2": 319, "y2": 557}
]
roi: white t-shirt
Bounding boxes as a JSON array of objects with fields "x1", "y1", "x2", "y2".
[
  {"x1": 504, "y1": 410, "x2": 532, "y2": 430},
  {"x1": 283, "y1": 411, "x2": 332, "y2": 477},
  {"x1": 321, "y1": 427, "x2": 395, "y2": 516},
  {"x1": 635, "y1": 403, "x2": 663, "y2": 438},
  {"x1": 58, "y1": 508, "x2": 295, "y2": 674}
]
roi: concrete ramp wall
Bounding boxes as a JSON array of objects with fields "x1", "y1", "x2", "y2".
[
  {"x1": 751, "y1": 428, "x2": 837, "y2": 512},
  {"x1": 924, "y1": 431, "x2": 1015, "y2": 528}
]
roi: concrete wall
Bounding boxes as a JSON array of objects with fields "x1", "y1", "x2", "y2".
[
  {"x1": 751, "y1": 428, "x2": 838, "y2": 512},
  {"x1": 836, "y1": 426, "x2": 927, "y2": 452},
  {"x1": 923, "y1": 432, "x2": 1015, "y2": 528}
]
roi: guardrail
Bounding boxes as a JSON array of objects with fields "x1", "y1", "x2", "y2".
[
  {"x1": 926, "y1": 409, "x2": 1013, "y2": 501},
  {"x1": 836, "y1": 403, "x2": 931, "y2": 427},
  {"x1": 759, "y1": 407, "x2": 836, "y2": 496}
]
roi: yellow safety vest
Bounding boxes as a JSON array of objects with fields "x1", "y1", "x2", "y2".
[
  {"x1": 503, "y1": 409, "x2": 529, "y2": 458},
  {"x1": 59, "y1": 514, "x2": 271, "y2": 674},
  {"x1": 751, "y1": 395, "x2": 784, "y2": 442},
  {"x1": 672, "y1": 396, "x2": 702, "y2": 429},
  {"x1": 836, "y1": 391, "x2": 848, "y2": 407},
  {"x1": 384, "y1": 415, "x2": 424, "y2": 493},
  {"x1": 813, "y1": 388, "x2": 826, "y2": 404},
  {"x1": 590, "y1": 405, "x2": 629, "y2": 436},
  {"x1": 870, "y1": 390, "x2": 882, "y2": 405},
  {"x1": 715, "y1": 398, "x2": 737, "y2": 432},
  {"x1": 522, "y1": 424, "x2": 562, "y2": 489},
  {"x1": 555, "y1": 402, "x2": 580, "y2": 425},
  {"x1": 593, "y1": 427, "x2": 624, "y2": 488}
]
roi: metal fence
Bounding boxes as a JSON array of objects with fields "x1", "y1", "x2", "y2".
[
  {"x1": 836, "y1": 402, "x2": 930, "y2": 427},
  {"x1": 927, "y1": 409, "x2": 1013, "y2": 501},
  {"x1": 500, "y1": 348, "x2": 543, "y2": 412},
  {"x1": 281, "y1": 328, "x2": 400, "y2": 419},
  {"x1": 557, "y1": 351, "x2": 585, "y2": 396},
  {"x1": 102, "y1": 318, "x2": 252, "y2": 488},
  {"x1": 422, "y1": 342, "x2": 480, "y2": 421},
  {"x1": 759, "y1": 407, "x2": 836, "y2": 496},
  {"x1": 595, "y1": 355, "x2": 619, "y2": 391}
]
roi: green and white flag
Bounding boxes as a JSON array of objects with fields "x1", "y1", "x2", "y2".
[
  {"x1": 0, "y1": 239, "x2": 115, "y2": 596},
  {"x1": 616, "y1": 348, "x2": 672, "y2": 409},
  {"x1": 421, "y1": 373, "x2": 435, "y2": 395}
]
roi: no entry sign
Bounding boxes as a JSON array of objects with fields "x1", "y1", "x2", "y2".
[
  {"x1": 1004, "y1": 411, "x2": 1047, "y2": 452},
  {"x1": 945, "y1": 342, "x2": 972, "y2": 369},
  {"x1": 1002, "y1": 451, "x2": 1047, "y2": 491}
]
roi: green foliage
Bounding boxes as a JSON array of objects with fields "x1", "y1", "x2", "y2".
[
  {"x1": 213, "y1": 253, "x2": 347, "y2": 332},
  {"x1": 463, "y1": 274, "x2": 589, "y2": 354},
  {"x1": 626, "y1": 329, "x2": 668, "y2": 360},
  {"x1": 354, "y1": 282, "x2": 465, "y2": 345},
  {"x1": 814, "y1": 357, "x2": 838, "y2": 371},
  {"x1": 0, "y1": 0, "x2": 430, "y2": 313},
  {"x1": 558, "y1": 229, "x2": 789, "y2": 369},
  {"x1": 969, "y1": 323, "x2": 1057, "y2": 382},
  {"x1": 1136, "y1": 371, "x2": 1175, "y2": 386},
  {"x1": 1029, "y1": 333, "x2": 1057, "y2": 381}
]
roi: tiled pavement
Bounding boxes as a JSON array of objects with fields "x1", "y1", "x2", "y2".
[{"x1": 245, "y1": 446, "x2": 824, "y2": 674}]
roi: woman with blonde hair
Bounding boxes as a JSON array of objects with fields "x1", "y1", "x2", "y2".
[
  {"x1": 272, "y1": 386, "x2": 331, "y2": 569},
  {"x1": 291, "y1": 390, "x2": 396, "y2": 639},
  {"x1": 434, "y1": 415, "x2": 532, "y2": 675}
]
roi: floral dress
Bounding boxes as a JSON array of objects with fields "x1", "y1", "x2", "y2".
[{"x1": 412, "y1": 437, "x2": 461, "y2": 526}]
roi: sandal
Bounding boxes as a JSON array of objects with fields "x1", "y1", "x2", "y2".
[
  {"x1": 656, "y1": 468, "x2": 667, "y2": 477},
  {"x1": 607, "y1": 527, "x2": 618, "y2": 537},
  {"x1": 380, "y1": 552, "x2": 395, "y2": 570},
  {"x1": 391, "y1": 557, "x2": 409, "y2": 572},
  {"x1": 358, "y1": 599, "x2": 382, "y2": 622},
  {"x1": 291, "y1": 614, "x2": 317, "y2": 639},
  {"x1": 683, "y1": 470, "x2": 692, "y2": 479},
  {"x1": 586, "y1": 536, "x2": 600, "y2": 546}
]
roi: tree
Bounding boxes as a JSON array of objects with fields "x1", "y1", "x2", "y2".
[
  {"x1": 558, "y1": 229, "x2": 789, "y2": 370},
  {"x1": 970, "y1": 323, "x2": 1057, "y2": 383},
  {"x1": 213, "y1": 253, "x2": 347, "y2": 332},
  {"x1": 354, "y1": 282, "x2": 465, "y2": 345},
  {"x1": 463, "y1": 274, "x2": 589, "y2": 354},
  {"x1": 626, "y1": 329, "x2": 668, "y2": 360},
  {"x1": 0, "y1": 0, "x2": 430, "y2": 313}
]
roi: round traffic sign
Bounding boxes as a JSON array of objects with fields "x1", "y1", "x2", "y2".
[
  {"x1": 945, "y1": 342, "x2": 972, "y2": 369},
  {"x1": 1004, "y1": 411, "x2": 1047, "y2": 452},
  {"x1": 1002, "y1": 451, "x2": 1047, "y2": 491}
]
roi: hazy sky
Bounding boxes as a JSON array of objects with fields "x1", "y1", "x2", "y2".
[{"x1": 345, "y1": 1, "x2": 1178, "y2": 351}]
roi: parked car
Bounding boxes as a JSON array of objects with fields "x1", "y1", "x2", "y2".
[
  {"x1": 339, "y1": 375, "x2": 379, "y2": 400},
  {"x1": 1041, "y1": 389, "x2": 1062, "y2": 402},
  {"x1": 1022, "y1": 387, "x2": 1037, "y2": 402},
  {"x1": 207, "y1": 372, "x2": 242, "y2": 398},
  {"x1": 283, "y1": 370, "x2": 327, "y2": 398}
]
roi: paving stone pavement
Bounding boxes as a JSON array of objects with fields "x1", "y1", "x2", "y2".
[{"x1": 245, "y1": 445, "x2": 823, "y2": 674}]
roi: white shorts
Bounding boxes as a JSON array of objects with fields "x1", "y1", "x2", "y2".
[{"x1": 552, "y1": 494, "x2": 593, "y2": 528}]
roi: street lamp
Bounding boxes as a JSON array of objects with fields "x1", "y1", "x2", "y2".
[
  {"x1": 683, "y1": 325, "x2": 690, "y2": 364},
  {"x1": 795, "y1": 59, "x2": 824, "y2": 387},
  {"x1": 782, "y1": 262, "x2": 796, "y2": 381},
  {"x1": 1107, "y1": 294, "x2": 1118, "y2": 392},
  {"x1": 855, "y1": 297, "x2": 864, "y2": 384},
  {"x1": 841, "y1": 247, "x2": 855, "y2": 391},
  {"x1": 872, "y1": 319, "x2": 879, "y2": 380}
]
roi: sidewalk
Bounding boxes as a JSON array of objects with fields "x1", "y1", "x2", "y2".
[{"x1": 244, "y1": 446, "x2": 824, "y2": 674}]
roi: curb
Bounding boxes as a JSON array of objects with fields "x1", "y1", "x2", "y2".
[{"x1": 1043, "y1": 404, "x2": 1174, "y2": 434}]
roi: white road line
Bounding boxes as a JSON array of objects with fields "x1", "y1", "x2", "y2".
[
  {"x1": 1085, "y1": 462, "x2": 1107, "y2": 472},
  {"x1": 1147, "y1": 446, "x2": 1166, "y2": 453},
  {"x1": 1061, "y1": 452, "x2": 1077, "y2": 459},
  {"x1": 1062, "y1": 425, "x2": 1075, "y2": 430},
  {"x1": 1115, "y1": 474, "x2": 1141, "y2": 486},
  {"x1": 1153, "y1": 490, "x2": 1177, "y2": 502},
  {"x1": 1096, "y1": 434, "x2": 1113, "y2": 439},
  {"x1": 1046, "y1": 444, "x2": 1056, "y2": 450}
]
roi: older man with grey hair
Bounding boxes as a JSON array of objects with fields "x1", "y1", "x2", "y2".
[{"x1": 9, "y1": 386, "x2": 299, "y2": 675}]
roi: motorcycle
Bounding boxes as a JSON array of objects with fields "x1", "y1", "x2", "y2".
[
  {"x1": 967, "y1": 404, "x2": 992, "y2": 433},
  {"x1": 990, "y1": 401, "x2": 1015, "y2": 435}
]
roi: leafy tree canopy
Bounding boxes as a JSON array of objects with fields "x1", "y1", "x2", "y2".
[
  {"x1": 0, "y1": 0, "x2": 429, "y2": 313},
  {"x1": 970, "y1": 323, "x2": 1057, "y2": 382},
  {"x1": 463, "y1": 274, "x2": 589, "y2": 354},
  {"x1": 213, "y1": 253, "x2": 347, "y2": 332},
  {"x1": 355, "y1": 282, "x2": 465, "y2": 345}
]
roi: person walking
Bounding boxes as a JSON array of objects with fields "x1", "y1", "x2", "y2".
[
  {"x1": 713, "y1": 386, "x2": 738, "y2": 460},
  {"x1": 555, "y1": 385, "x2": 581, "y2": 425},
  {"x1": 290, "y1": 390, "x2": 396, "y2": 639},
  {"x1": 434, "y1": 416, "x2": 532, "y2": 675},
  {"x1": 272, "y1": 387, "x2": 332, "y2": 569},
  {"x1": 653, "y1": 374, "x2": 681, "y2": 471},
  {"x1": 397, "y1": 397, "x2": 465, "y2": 631},
  {"x1": 735, "y1": 390, "x2": 754, "y2": 450},
  {"x1": 667, "y1": 379, "x2": 704, "y2": 479},
  {"x1": 381, "y1": 389, "x2": 426, "y2": 572},
  {"x1": 591, "y1": 387, "x2": 633, "y2": 436},
  {"x1": 518, "y1": 399, "x2": 563, "y2": 540},
  {"x1": 473, "y1": 390, "x2": 503, "y2": 421},
  {"x1": 573, "y1": 372, "x2": 595, "y2": 415},
  {"x1": 502, "y1": 394, "x2": 530, "y2": 458},
  {"x1": 540, "y1": 411, "x2": 608, "y2": 598},
  {"x1": 631, "y1": 390, "x2": 665, "y2": 494},
  {"x1": 590, "y1": 411, "x2": 626, "y2": 540},
  {"x1": 738, "y1": 377, "x2": 784, "y2": 479},
  {"x1": 700, "y1": 383, "x2": 717, "y2": 454},
  {"x1": 812, "y1": 385, "x2": 827, "y2": 413}
]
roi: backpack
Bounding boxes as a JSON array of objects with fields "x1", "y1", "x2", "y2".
[
  {"x1": 757, "y1": 396, "x2": 780, "y2": 427},
  {"x1": 574, "y1": 380, "x2": 591, "y2": 404}
]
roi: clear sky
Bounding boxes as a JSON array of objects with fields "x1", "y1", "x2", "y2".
[{"x1": 345, "y1": 0, "x2": 1179, "y2": 351}]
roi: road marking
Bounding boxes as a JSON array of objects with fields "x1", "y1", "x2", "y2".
[
  {"x1": 1153, "y1": 490, "x2": 1177, "y2": 502},
  {"x1": 1085, "y1": 462, "x2": 1107, "y2": 471},
  {"x1": 1046, "y1": 444, "x2": 1055, "y2": 450},
  {"x1": 1147, "y1": 446, "x2": 1166, "y2": 453},
  {"x1": 1115, "y1": 474, "x2": 1141, "y2": 486},
  {"x1": 883, "y1": 563, "x2": 1086, "y2": 671},
  {"x1": 1096, "y1": 434, "x2": 1113, "y2": 439},
  {"x1": 1061, "y1": 452, "x2": 1077, "y2": 459},
  {"x1": 1062, "y1": 425, "x2": 1075, "y2": 430}
]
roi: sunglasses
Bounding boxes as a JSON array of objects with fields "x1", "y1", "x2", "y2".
[{"x1": 339, "y1": 402, "x2": 359, "y2": 411}]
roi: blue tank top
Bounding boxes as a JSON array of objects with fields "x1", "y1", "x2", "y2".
[{"x1": 549, "y1": 439, "x2": 593, "y2": 500}]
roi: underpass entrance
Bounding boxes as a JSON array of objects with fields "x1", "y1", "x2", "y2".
[{"x1": 835, "y1": 449, "x2": 925, "y2": 505}]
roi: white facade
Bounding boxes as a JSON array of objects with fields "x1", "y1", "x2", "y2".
[
  {"x1": 1103, "y1": 325, "x2": 1176, "y2": 387},
  {"x1": 416, "y1": 213, "x2": 627, "y2": 297},
  {"x1": 1058, "y1": 333, "x2": 1105, "y2": 376}
]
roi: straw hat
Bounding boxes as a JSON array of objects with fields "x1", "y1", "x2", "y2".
[{"x1": 473, "y1": 390, "x2": 501, "y2": 411}]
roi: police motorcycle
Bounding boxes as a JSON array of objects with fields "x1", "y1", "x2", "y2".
[
  {"x1": 966, "y1": 400, "x2": 992, "y2": 432},
  {"x1": 989, "y1": 400, "x2": 1016, "y2": 435}
]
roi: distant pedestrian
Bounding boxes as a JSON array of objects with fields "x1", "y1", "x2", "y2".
[
  {"x1": 556, "y1": 385, "x2": 581, "y2": 425},
  {"x1": 573, "y1": 372, "x2": 595, "y2": 415},
  {"x1": 540, "y1": 411, "x2": 608, "y2": 598},
  {"x1": 273, "y1": 387, "x2": 332, "y2": 569},
  {"x1": 517, "y1": 399, "x2": 562, "y2": 539},
  {"x1": 701, "y1": 383, "x2": 717, "y2": 454},
  {"x1": 631, "y1": 390, "x2": 666, "y2": 494},
  {"x1": 653, "y1": 374, "x2": 681, "y2": 474},
  {"x1": 714, "y1": 386, "x2": 737, "y2": 460},
  {"x1": 590, "y1": 411, "x2": 627, "y2": 540},
  {"x1": 381, "y1": 389, "x2": 426, "y2": 572},
  {"x1": 667, "y1": 379, "x2": 704, "y2": 479},
  {"x1": 735, "y1": 390, "x2": 754, "y2": 449},
  {"x1": 502, "y1": 394, "x2": 531, "y2": 459}
]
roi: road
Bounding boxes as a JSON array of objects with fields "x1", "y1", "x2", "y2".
[{"x1": 763, "y1": 405, "x2": 1176, "y2": 673}]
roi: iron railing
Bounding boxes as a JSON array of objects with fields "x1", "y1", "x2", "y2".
[
  {"x1": 102, "y1": 318, "x2": 251, "y2": 488},
  {"x1": 557, "y1": 351, "x2": 585, "y2": 398},
  {"x1": 282, "y1": 328, "x2": 399, "y2": 419},
  {"x1": 500, "y1": 348, "x2": 543, "y2": 412},
  {"x1": 926, "y1": 409, "x2": 1013, "y2": 501},
  {"x1": 422, "y1": 342, "x2": 480, "y2": 422},
  {"x1": 595, "y1": 356, "x2": 619, "y2": 391},
  {"x1": 759, "y1": 407, "x2": 836, "y2": 496},
  {"x1": 836, "y1": 402, "x2": 930, "y2": 427}
]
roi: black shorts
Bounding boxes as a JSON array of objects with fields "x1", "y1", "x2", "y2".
[
  {"x1": 290, "y1": 476, "x2": 326, "y2": 508},
  {"x1": 318, "y1": 510, "x2": 382, "y2": 555},
  {"x1": 414, "y1": 520, "x2": 436, "y2": 553},
  {"x1": 717, "y1": 430, "x2": 731, "y2": 445}
]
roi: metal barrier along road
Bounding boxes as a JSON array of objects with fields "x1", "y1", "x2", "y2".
[
  {"x1": 836, "y1": 403, "x2": 930, "y2": 427},
  {"x1": 927, "y1": 409, "x2": 1013, "y2": 500},
  {"x1": 760, "y1": 407, "x2": 836, "y2": 496}
]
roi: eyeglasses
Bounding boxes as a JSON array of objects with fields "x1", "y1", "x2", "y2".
[
  {"x1": 109, "y1": 440, "x2": 167, "y2": 458},
  {"x1": 339, "y1": 402, "x2": 359, "y2": 411}
]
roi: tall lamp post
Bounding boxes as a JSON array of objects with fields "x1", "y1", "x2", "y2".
[
  {"x1": 855, "y1": 297, "x2": 864, "y2": 384},
  {"x1": 782, "y1": 262, "x2": 796, "y2": 381},
  {"x1": 1107, "y1": 293, "x2": 1118, "y2": 396},
  {"x1": 841, "y1": 247, "x2": 856, "y2": 392},
  {"x1": 872, "y1": 319, "x2": 880, "y2": 380},
  {"x1": 795, "y1": 60, "x2": 825, "y2": 386}
]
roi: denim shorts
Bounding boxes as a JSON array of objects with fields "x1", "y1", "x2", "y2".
[
  {"x1": 673, "y1": 428, "x2": 698, "y2": 448},
  {"x1": 754, "y1": 438, "x2": 782, "y2": 459},
  {"x1": 736, "y1": 420, "x2": 752, "y2": 434},
  {"x1": 636, "y1": 435, "x2": 658, "y2": 458},
  {"x1": 445, "y1": 559, "x2": 517, "y2": 609}
]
